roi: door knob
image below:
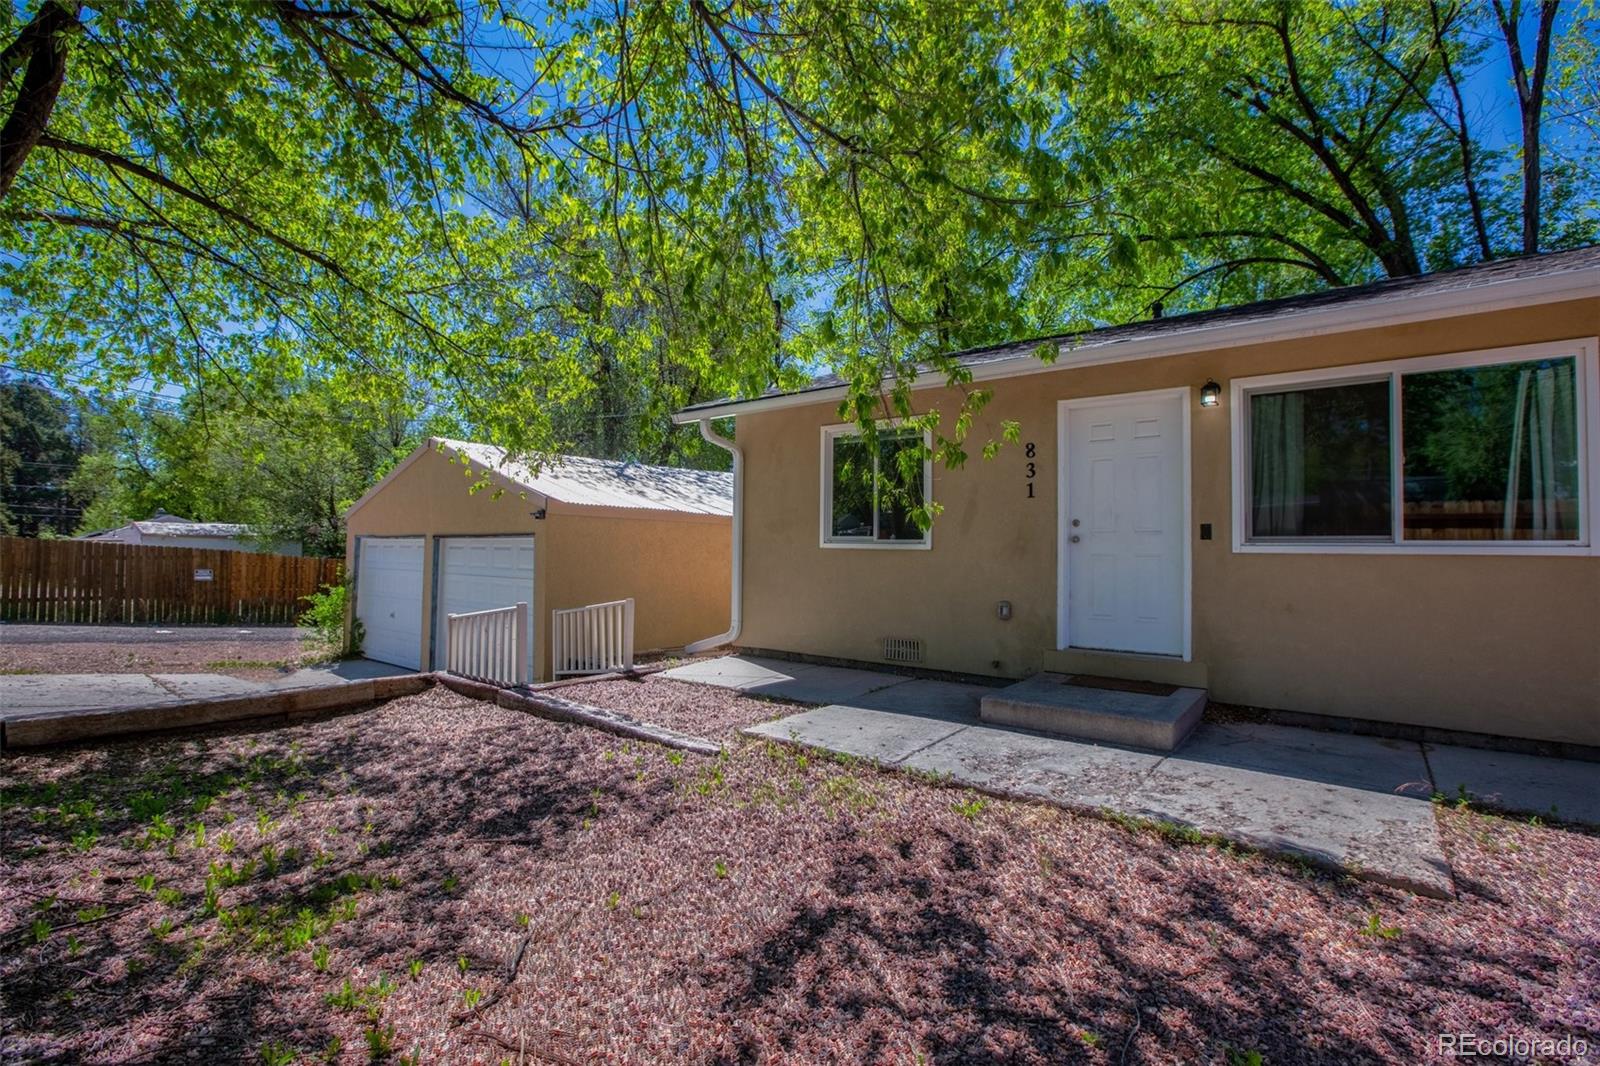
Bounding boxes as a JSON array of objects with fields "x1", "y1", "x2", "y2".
[
  {"x1": 1071, "y1": 518, "x2": 1081, "y2": 527},
  {"x1": 1070, "y1": 534, "x2": 1081, "y2": 543}
]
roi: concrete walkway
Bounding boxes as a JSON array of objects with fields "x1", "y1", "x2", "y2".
[
  {"x1": 0, "y1": 660, "x2": 412, "y2": 720},
  {"x1": 663, "y1": 656, "x2": 1600, "y2": 897}
]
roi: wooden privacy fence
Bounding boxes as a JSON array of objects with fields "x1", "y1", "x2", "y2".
[
  {"x1": 445, "y1": 602, "x2": 531, "y2": 687},
  {"x1": 1403, "y1": 498, "x2": 1580, "y2": 540},
  {"x1": 551, "y1": 598, "x2": 635, "y2": 678},
  {"x1": 0, "y1": 537, "x2": 340, "y2": 624}
]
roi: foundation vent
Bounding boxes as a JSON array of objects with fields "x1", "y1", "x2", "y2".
[{"x1": 881, "y1": 636, "x2": 924, "y2": 665}]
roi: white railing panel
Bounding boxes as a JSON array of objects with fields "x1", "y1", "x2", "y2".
[
  {"x1": 550, "y1": 597, "x2": 635, "y2": 677},
  {"x1": 445, "y1": 602, "x2": 530, "y2": 687}
]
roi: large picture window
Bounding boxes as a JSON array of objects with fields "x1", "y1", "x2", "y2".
[
  {"x1": 1236, "y1": 340, "x2": 1594, "y2": 552},
  {"x1": 821, "y1": 424, "x2": 931, "y2": 548}
]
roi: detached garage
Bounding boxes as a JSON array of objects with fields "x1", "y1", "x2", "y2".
[{"x1": 344, "y1": 438, "x2": 733, "y2": 680}]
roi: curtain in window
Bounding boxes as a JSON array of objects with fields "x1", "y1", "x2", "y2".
[
  {"x1": 1252, "y1": 392, "x2": 1305, "y2": 536},
  {"x1": 1504, "y1": 361, "x2": 1578, "y2": 539}
]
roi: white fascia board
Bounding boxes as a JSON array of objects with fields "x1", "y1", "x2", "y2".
[{"x1": 672, "y1": 266, "x2": 1600, "y2": 423}]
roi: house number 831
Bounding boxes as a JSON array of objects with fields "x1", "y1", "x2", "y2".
[{"x1": 1025, "y1": 442, "x2": 1036, "y2": 498}]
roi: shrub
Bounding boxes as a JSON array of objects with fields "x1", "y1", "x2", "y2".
[{"x1": 299, "y1": 579, "x2": 362, "y2": 658}]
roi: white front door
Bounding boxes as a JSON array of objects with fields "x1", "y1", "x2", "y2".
[
  {"x1": 432, "y1": 536, "x2": 536, "y2": 676},
  {"x1": 355, "y1": 537, "x2": 425, "y2": 669},
  {"x1": 1061, "y1": 391, "x2": 1188, "y2": 656}
]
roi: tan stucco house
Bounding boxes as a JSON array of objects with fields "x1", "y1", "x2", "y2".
[
  {"x1": 343, "y1": 438, "x2": 732, "y2": 680},
  {"x1": 673, "y1": 247, "x2": 1600, "y2": 748}
]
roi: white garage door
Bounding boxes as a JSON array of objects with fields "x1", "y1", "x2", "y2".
[
  {"x1": 354, "y1": 537, "x2": 424, "y2": 669},
  {"x1": 433, "y1": 536, "x2": 536, "y2": 676}
]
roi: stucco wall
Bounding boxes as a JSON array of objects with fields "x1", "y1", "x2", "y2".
[
  {"x1": 733, "y1": 297, "x2": 1600, "y2": 745},
  {"x1": 542, "y1": 510, "x2": 731, "y2": 658},
  {"x1": 344, "y1": 445, "x2": 731, "y2": 679}
]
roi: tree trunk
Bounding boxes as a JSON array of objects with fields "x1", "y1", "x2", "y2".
[
  {"x1": 0, "y1": 1, "x2": 81, "y2": 202},
  {"x1": 1493, "y1": 0, "x2": 1559, "y2": 255},
  {"x1": 1429, "y1": 0, "x2": 1494, "y2": 260}
]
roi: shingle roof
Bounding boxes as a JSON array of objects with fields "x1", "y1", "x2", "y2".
[
  {"x1": 678, "y1": 244, "x2": 1600, "y2": 417},
  {"x1": 438, "y1": 439, "x2": 733, "y2": 516}
]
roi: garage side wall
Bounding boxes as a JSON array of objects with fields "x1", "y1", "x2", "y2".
[
  {"x1": 344, "y1": 447, "x2": 543, "y2": 675},
  {"x1": 541, "y1": 511, "x2": 732, "y2": 667}
]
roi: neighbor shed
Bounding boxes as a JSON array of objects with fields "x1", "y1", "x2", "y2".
[{"x1": 343, "y1": 438, "x2": 732, "y2": 680}]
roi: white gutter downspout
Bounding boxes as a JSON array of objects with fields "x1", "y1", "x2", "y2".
[{"x1": 686, "y1": 418, "x2": 742, "y2": 654}]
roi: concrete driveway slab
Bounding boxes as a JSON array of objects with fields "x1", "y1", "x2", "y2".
[
  {"x1": 269, "y1": 659, "x2": 415, "y2": 689},
  {"x1": 149, "y1": 674, "x2": 266, "y2": 701},
  {"x1": 1426, "y1": 744, "x2": 1600, "y2": 825},
  {"x1": 665, "y1": 656, "x2": 905, "y2": 704},
  {"x1": 1, "y1": 660, "x2": 413, "y2": 721},
  {"x1": 662, "y1": 656, "x2": 803, "y2": 688},
  {"x1": 1127, "y1": 730, "x2": 1449, "y2": 895},
  {"x1": 699, "y1": 653, "x2": 1594, "y2": 896},
  {"x1": 743, "y1": 665, "x2": 906, "y2": 704},
  {"x1": 0, "y1": 674, "x2": 175, "y2": 716},
  {"x1": 849, "y1": 679, "x2": 991, "y2": 722},
  {"x1": 745, "y1": 703, "x2": 967, "y2": 764},
  {"x1": 752, "y1": 707, "x2": 1451, "y2": 896},
  {"x1": 900, "y1": 725, "x2": 1163, "y2": 810},
  {"x1": 1177, "y1": 722, "x2": 1436, "y2": 798}
]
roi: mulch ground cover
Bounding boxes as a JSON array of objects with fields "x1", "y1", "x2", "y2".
[
  {"x1": 2, "y1": 681, "x2": 1595, "y2": 1064},
  {"x1": 569, "y1": 674, "x2": 801, "y2": 740}
]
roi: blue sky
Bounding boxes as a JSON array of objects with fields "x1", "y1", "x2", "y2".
[{"x1": 1460, "y1": 5, "x2": 1591, "y2": 152}]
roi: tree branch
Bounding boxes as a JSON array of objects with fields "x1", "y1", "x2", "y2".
[
  {"x1": 0, "y1": 0, "x2": 81, "y2": 201},
  {"x1": 34, "y1": 133, "x2": 350, "y2": 279},
  {"x1": 1137, "y1": 229, "x2": 1346, "y2": 287}
]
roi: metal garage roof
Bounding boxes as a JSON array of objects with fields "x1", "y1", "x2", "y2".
[{"x1": 438, "y1": 439, "x2": 733, "y2": 516}]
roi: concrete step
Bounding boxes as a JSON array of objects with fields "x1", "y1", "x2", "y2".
[{"x1": 979, "y1": 672, "x2": 1206, "y2": 751}]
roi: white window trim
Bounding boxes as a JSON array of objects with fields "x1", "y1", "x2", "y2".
[
  {"x1": 819, "y1": 421, "x2": 934, "y2": 550},
  {"x1": 1230, "y1": 337, "x2": 1600, "y2": 556}
]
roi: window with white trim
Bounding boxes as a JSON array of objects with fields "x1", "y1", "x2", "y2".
[
  {"x1": 821, "y1": 424, "x2": 931, "y2": 547},
  {"x1": 1238, "y1": 340, "x2": 1592, "y2": 549}
]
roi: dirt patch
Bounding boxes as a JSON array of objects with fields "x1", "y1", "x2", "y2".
[
  {"x1": 0, "y1": 638, "x2": 325, "y2": 681},
  {"x1": 2, "y1": 689, "x2": 1596, "y2": 1064}
]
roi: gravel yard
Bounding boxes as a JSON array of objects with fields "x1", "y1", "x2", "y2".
[
  {"x1": 571, "y1": 673, "x2": 801, "y2": 739},
  {"x1": 0, "y1": 625, "x2": 324, "y2": 680},
  {"x1": 2, "y1": 682, "x2": 1596, "y2": 1064}
]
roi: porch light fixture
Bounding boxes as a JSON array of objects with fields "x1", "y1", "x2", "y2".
[{"x1": 1200, "y1": 380, "x2": 1222, "y2": 408}]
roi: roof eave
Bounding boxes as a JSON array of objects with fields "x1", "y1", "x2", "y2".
[
  {"x1": 543, "y1": 498, "x2": 733, "y2": 521},
  {"x1": 672, "y1": 262, "x2": 1600, "y2": 423}
]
